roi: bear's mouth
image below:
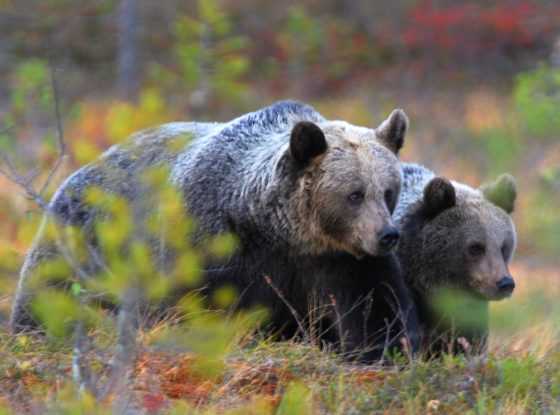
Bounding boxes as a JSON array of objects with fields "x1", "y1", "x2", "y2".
[
  {"x1": 478, "y1": 286, "x2": 515, "y2": 301},
  {"x1": 490, "y1": 290, "x2": 514, "y2": 301},
  {"x1": 353, "y1": 239, "x2": 397, "y2": 259},
  {"x1": 351, "y1": 245, "x2": 391, "y2": 260},
  {"x1": 348, "y1": 246, "x2": 367, "y2": 260}
]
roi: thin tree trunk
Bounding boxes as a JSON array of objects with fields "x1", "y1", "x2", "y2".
[
  {"x1": 117, "y1": 0, "x2": 140, "y2": 102},
  {"x1": 551, "y1": 35, "x2": 560, "y2": 68}
]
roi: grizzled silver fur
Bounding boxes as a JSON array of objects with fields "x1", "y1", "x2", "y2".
[
  {"x1": 12, "y1": 101, "x2": 327, "y2": 329},
  {"x1": 393, "y1": 164, "x2": 435, "y2": 225}
]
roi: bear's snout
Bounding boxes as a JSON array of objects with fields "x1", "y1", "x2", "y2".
[
  {"x1": 496, "y1": 275, "x2": 515, "y2": 296},
  {"x1": 377, "y1": 225, "x2": 400, "y2": 254}
]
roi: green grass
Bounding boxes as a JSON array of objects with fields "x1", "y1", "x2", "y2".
[{"x1": 1, "y1": 301, "x2": 559, "y2": 414}]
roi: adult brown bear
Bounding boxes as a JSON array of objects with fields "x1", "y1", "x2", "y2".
[{"x1": 11, "y1": 101, "x2": 418, "y2": 362}]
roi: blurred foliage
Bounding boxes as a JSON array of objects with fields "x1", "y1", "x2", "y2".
[
  {"x1": 524, "y1": 190, "x2": 560, "y2": 254},
  {"x1": 458, "y1": 74, "x2": 560, "y2": 257},
  {"x1": 105, "y1": 89, "x2": 173, "y2": 142},
  {"x1": 499, "y1": 356, "x2": 540, "y2": 397},
  {"x1": 46, "y1": 386, "x2": 109, "y2": 415},
  {"x1": 10, "y1": 59, "x2": 51, "y2": 116},
  {"x1": 478, "y1": 127, "x2": 522, "y2": 175},
  {"x1": 1, "y1": 59, "x2": 52, "y2": 154},
  {"x1": 149, "y1": 0, "x2": 251, "y2": 114},
  {"x1": 2, "y1": 0, "x2": 559, "y2": 88},
  {"x1": 276, "y1": 382, "x2": 312, "y2": 415},
  {"x1": 70, "y1": 88, "x2": 178, "y2": 165},
  {"x1": 29, "y1": 164, "x2": 251, "y2": 335},
  {"x1": 431, "y1": 288, "x2": 488, "y2": 332},
  {"x1": 0, "y1": 161, "x2": 267, "y2": 411},
  {"x1": 277, "y1": 7, "x2": 354, "y2": 85},
  {"x1": 403, "y1": 1, "x2": 558, "y2": 62},
  {"x1": 514, "y1": 65, "x2": 560, "y2": 138}
]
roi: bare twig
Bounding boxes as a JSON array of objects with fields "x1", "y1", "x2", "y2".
[
  {"x1": 101, "y1": 286, "x2": 141, "y2": 412},
  {"x1": 72, "y1": 321, "x2": 98, "y2": 397},
  {"x1": 0, "y1": 60, "x2": 102, "y2": 400},
  {"x1": 362, "y1": 293, "x2": 374, "y2": 350},
  {"x1": 38, "y1": 61, "x2": 67, "y2": 197},
  {"x1": 263, "y1": 275, "x2": 308, "y2": 341},
  {"x1": 329, "y1": 294, "x2": 345, "y2": 353},
  {"x1": 318, "y1": 293, "x2": 372, "y2": 342},
  {"x1": 0, "y1": 152, "x2": 49, "y2": 209},
  {"x1": 1, "y1": 55, "x2": 145, "y2": 410},
  {"x1": 53, "y1": 229, "x2": 93, "y2": 283},
  {"x1": 379, "y1": 282, "x2": 416, "y2": 364},
  {"x1": 0, "y1": 60, "x2": 66, "y2": 211}
]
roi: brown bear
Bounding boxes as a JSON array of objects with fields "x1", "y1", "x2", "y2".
[
  {"x1": 394, "y1": 163, "x2": 517, "y2": 355},
  {"x1": 11, "y1": 101, "x2": 418, "y2": 362}
]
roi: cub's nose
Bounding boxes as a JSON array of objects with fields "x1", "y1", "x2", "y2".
[
  {"x1": 496, "y1": 276, "x2": 515, "y2": 294},
  {"x1": 378, "y1": 226, "x2": 400, "y2": 252}
]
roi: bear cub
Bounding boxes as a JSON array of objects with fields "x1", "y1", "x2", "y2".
[{"x1": 394, "y1": 163, "x2": 517, "y2": 355}]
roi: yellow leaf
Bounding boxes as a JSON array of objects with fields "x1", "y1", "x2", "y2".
[{"x1": 73, "y1": 139, "x2": 101, "y2": 165}]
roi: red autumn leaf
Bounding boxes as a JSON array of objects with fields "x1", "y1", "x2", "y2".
[{"x1": 142, "y1": 393, "x2": 167, "y2": 413}]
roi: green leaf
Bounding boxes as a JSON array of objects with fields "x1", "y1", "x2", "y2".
[
  {"x1": 277, "y1": 382, "x2": 312, "y2": 415},
  {"x1": 71, "y1": 282, "x2": 83, "y2": 297},
  {"x1": 31, "y1": 291, "x2": 80, "y2": 338}
]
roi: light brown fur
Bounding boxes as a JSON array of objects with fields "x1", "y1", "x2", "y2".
[
  {"x1": 292, "y1": 121, "x2": 402, "y2": 257},
  {"x1": 449, "y1": 190, "x2": 516, "y2": 299}
]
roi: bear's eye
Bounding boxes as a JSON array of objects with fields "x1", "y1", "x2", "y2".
[
  {"x1": 348, "y1": 191, "x2": 365, "y2": 205},
  {"x1": 384, "y1": 189, "x2": 394, "y2": 207},
  {"x1": 468, "y1": 243, "x2": 486, "y2": 257}
]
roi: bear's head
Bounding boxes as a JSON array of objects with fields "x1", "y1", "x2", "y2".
[
  {"x1": 403, "y1": 174, "x2": 517, "y2": 301},
  {"x1": 286, "y1": 109, "x2": 408, "y2": 258}
]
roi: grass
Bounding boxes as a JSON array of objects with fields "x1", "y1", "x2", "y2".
[{"x1": 0, "y1": 261, "x2": 559, "y2": 414}]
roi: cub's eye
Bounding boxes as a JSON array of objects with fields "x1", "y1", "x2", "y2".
[
  {"x1": 468, "y1": 243, "x2": 486, "y2": 257},
  {"x1": 348, "y1": 191, "x2": 365, "y2": 205},
  {"x1": 384, "y1": 189, "x2": 394, "y2": 206}
]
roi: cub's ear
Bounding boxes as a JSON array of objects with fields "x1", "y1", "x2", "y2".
[
  {"x1": 423, "y1": 177, "x2": 456, "y2": 219},
  {"x1": 375, "y1": 109, "x2": 408, "y2": 155},
  {"x1": 290, "y1": 121, "x2": 328, "y2": 165},
  {"x1": 480, "y1": 174, "x2": 517, "y2": 214}
]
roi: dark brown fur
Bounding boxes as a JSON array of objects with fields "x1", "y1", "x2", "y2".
[{"x1": 397, "y1": 168, "x2": 517, "y2": 355}]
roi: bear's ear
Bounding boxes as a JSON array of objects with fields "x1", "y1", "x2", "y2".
[
  {"x1": 290, "y1": 121, "x2": 328, "y2": 165},
  {"x1": 480, "y1": 174, "x2": 517, "y2": 214},
  {"x1": 375, "y1": 109, "x2": 409, "y2": 155},
  {"x1": 423, "y1": 177, "x2": 456, "y2": 219}
]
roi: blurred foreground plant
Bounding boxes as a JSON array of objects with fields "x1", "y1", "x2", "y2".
[
  {"x1": 514, "y1": 65, "x2": 560, "y2": 138},
  {"x1": 25, "y1": 163, "x2": 264, "y2": 411},
  {"x1": 0, "y1": 62, "x2": 263, "y2": 413}
]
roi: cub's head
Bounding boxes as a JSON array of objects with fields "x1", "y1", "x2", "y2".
[
  {"x1": 287, "y1": 109, "x2": 408, "y2": 258},
  {"x1": 409, "y1": 174, "x2": 517, "y2": 300}
]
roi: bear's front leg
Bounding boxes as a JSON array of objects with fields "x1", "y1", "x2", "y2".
[
  {"x1": 324, "y1": 254, "x2": 420, "y2": 364},
  {"x1": 334, "y1": 290, "x2": 418, "y2": 363}
]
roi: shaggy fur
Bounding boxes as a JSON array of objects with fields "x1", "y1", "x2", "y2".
[
  {"x1": 11, "y1": 101, "x2": 418, "y2": 362},
  {"x1": 395, "y1": 163, "x2": 517, "y2": 355}
]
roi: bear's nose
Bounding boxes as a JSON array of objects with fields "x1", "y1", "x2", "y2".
[
  {"x1": 378, "y1": 226, "x2": 400, "y2": 252},
  {"x1": 496, "y1": 276, "x2": 515, "y2": 294}
]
